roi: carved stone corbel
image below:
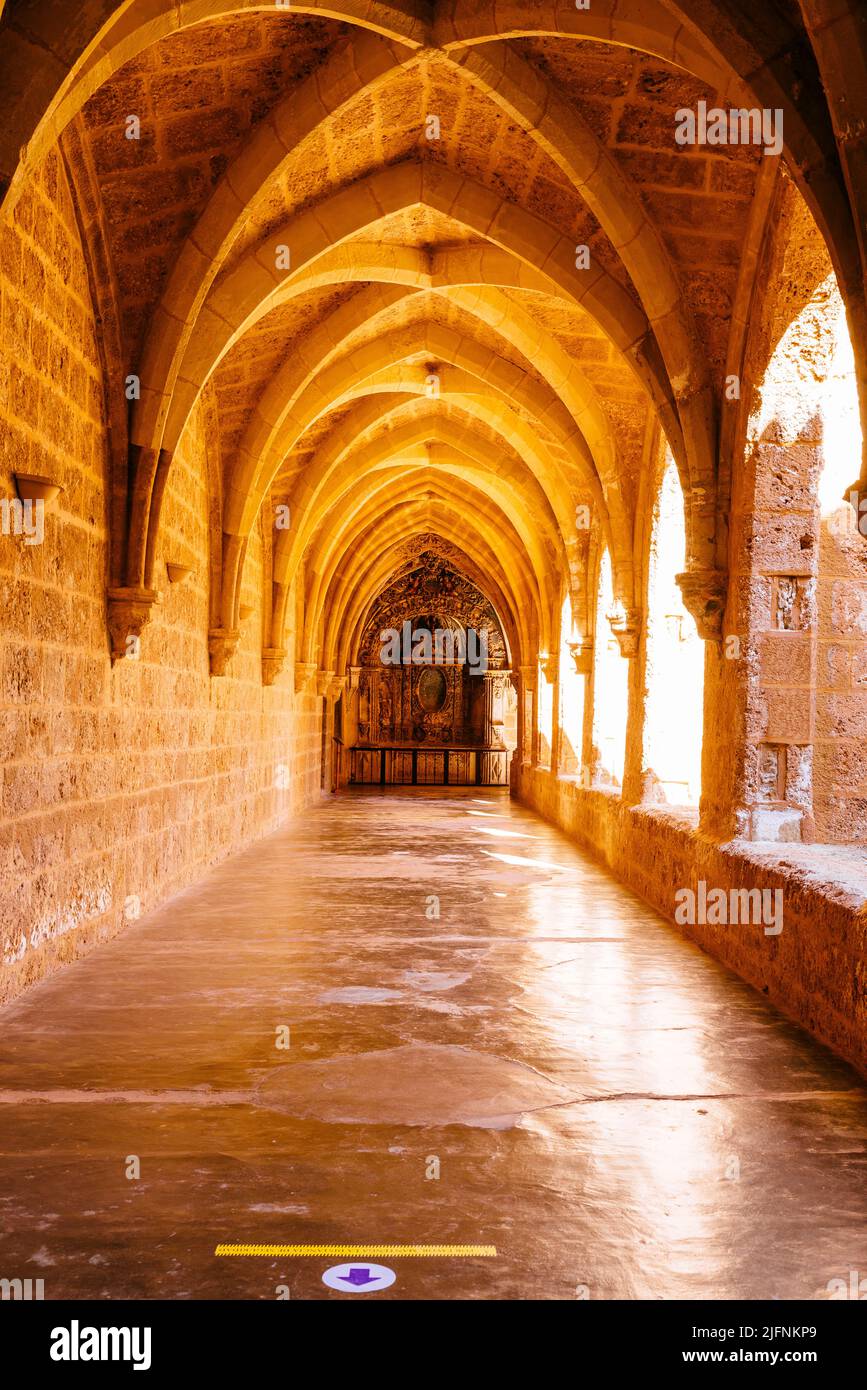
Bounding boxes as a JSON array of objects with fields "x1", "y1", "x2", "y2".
[
  {"x1": 208, "y1": 627, "x2": 240, "y2": 676},
  {"x1": 676, "y1": 569, "x2": 728, "y2": 641},
  {"x1": 295, "y1": 662, "x2": 317, "y2": 694},
  {"x1": 315, "y1": 669, "x2": 334, "y2": 698},
  {"x1": 328, "y1": 674, "x2": 348, "y2": 702},
  {"x1": 539, "y1": 653, "x2": 559, "y2": 684},
  {"x1": 607, "y1": 608, "x2": 641, "y2": 658},
  {"x1": 107, "y1": 586, "x2": 159, "y2": 662},
  {"x1": 567, "y1": 639, "x2": 593, "y2": 675},
  {"x1": 261, "y1": 647, "x2": 287, "y2": 686}
]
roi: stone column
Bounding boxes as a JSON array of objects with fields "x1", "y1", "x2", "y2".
[
  {"x1": 706, "y1": 390, "x2": 820, "y2": 842},
  {"x1": 603, "y1": 608, "x2": 645, "y2": 804},
  {"x1": 481, "y1": 669, "x2": 510, "y2": 747},
  {"x1": 322, "y1": 675, "x2": 347, "y2": 791}
]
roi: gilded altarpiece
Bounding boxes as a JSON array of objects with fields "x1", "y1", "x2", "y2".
[{"x1": 348, "y1": 551, "x2": 514, "y2": 785}]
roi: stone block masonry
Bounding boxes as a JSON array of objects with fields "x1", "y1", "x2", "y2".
[{"x1": 0, "y1": 149, "x2": 324, "y2": 1004}]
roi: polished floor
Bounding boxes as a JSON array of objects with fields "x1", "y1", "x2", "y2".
[{"x1": 1, "y1": 788, "x2": 866, "y2": 1300}]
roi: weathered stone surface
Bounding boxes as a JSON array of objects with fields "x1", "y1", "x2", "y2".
[
  {"x1": 0, "y1": 791, "x2": 866, "y2": 1301},
  {"x1": 258, "y1": 1043, "x2": 576, "y2": 1128},
  {"x1": 1, "y1": 9, "x2": 867, "y2": 1276}
]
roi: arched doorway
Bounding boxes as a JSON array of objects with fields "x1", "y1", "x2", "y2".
[{"x1": 344, "y1": 549, "x2": 516, "y2": 787}]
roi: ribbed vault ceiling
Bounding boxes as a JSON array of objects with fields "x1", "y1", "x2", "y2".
[{"x1": 8, "y1": 0, "x2": 859, "y2": 676}]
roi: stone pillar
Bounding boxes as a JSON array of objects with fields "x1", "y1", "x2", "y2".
[
  {"x1": 714, "y1": 411, "x2": 820, "y2": 842},
  {"x1": 606, "y1": 609, "x2": 644, "y2": 804},
  {"x1": 481, "y1": 669, "x2": 510, "y2": 747},
  {"x1": 565, "y1": 638, "x2": 594, "y2": 785},
  {"x1": 319, "y1": 675, "x2": 347, "y2": 792},
  {"x1": 743, "y1": 574, "x2": 817, "y2": 841}
]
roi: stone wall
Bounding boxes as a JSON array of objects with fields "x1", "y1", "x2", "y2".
[
  {"x1": 0, "y1": 149, "x2": 322, "y2": 1005},
  {"x1": 816, "y1": 516, "x2": 867, "y2": 841},
  {"x1": 734, "y1": 186, "x2": 867, "y2": 845}
]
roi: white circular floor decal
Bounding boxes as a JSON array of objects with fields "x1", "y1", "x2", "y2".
[{"x1": 322, "y1": 1263, "x2": 396, "y2": 1292}]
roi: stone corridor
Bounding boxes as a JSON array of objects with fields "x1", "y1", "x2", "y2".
[
  {"x1": 4, "y1": 0, "x2": 867, "y2": 1312},
  {"x1": 1, "y1": 788, "x2": 865, "y2": 1302}
]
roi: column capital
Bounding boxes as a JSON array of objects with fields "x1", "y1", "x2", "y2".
[
  {"x1": 261, "y1": 647, "x2": 287, "y2": 686},
  {"x1": 208, "y1": 626, "x2": 240, "y2": 677},
  {"x1": 483, "y1": 667, "x2": 511, "y2": 689},
  {"x1": 676, "y1": 568, "x2": 728, "y2": 641},
  {"x1": 107, "y1": 586, "x2": 160, "y2": 662},
  {"x1": 567, "y1": 639, "x2": 593, "y2": 675},
  {"x1": 607, "y1": 607, "x2": 641, "y2": 658},
  {"x1": 294, "y1": 661, "x2": 317, "y2": 694}
]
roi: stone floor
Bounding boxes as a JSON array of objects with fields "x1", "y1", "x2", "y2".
[{"x1": 1, "y1": 787, "x2": 866, "y2": 1301}]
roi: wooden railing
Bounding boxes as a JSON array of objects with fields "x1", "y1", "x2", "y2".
[{"x1": 348, "y1": 745, "x2": 510, "y2": 787}]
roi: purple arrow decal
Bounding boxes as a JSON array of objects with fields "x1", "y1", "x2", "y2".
[
  {"x1": 322, "y1": 1262, "x2": 396, "y2": 1292},
  {"x1": 340, "y1": 1267, "x2": 378, "y2": 1286}
]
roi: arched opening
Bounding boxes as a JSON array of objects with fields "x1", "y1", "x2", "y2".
[
  {"x1": 816, "y1": 281, "x2": 866, "y2": 840},
  {"x1": 558, "y1": 591, "x2": 585, "y2": 778},
  {"x1": 7, "y1": 0, "x2": 867, "y2": 1313},
  {"x1": 537, "y1": 658, "x2": 555, "y2": 771},
  {"x1": 642, "y1": 452, "x2": 704, "y2": 807},
  {"x1": 591, "y1": 549, "x2": 628, "y2": 790},
  {"x1": 740, "y1": 192, "x2": 867, "y2": 843}
]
